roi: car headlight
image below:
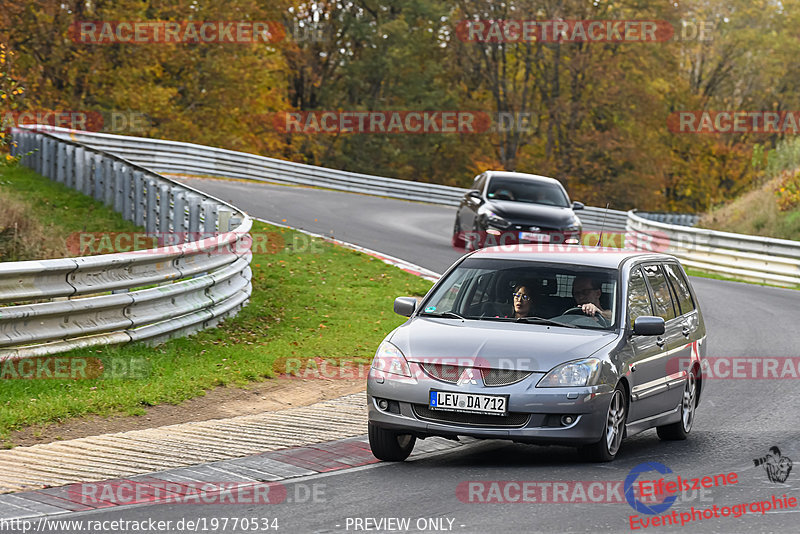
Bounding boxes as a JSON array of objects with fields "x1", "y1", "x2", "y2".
[
  {"x1": 371, "y1": 341, "x2": 412, "y2": 377},
  {"x1": 537, "y1": 358, "x2": 602, "y2": 387},
  {"x1": 487, "y1": 212, "x2": 511, "y2": 229}
]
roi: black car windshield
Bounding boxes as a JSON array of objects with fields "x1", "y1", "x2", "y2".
[
  {"x1": 419, "y1": 258, "x2": 618, "y2": 330},
  {"x1": 486, "y1": 177, "x2": 570, "y2": 207}
]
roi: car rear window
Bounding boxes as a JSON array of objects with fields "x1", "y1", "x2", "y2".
[{"x1": 663, "y1": 263, "x2": 695, "y2": 315}]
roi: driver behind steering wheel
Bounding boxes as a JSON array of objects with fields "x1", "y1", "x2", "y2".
[{"x1": 571, "y1": 276, "x2": 612, "y2": 322}]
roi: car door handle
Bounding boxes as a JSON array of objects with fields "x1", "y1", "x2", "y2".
[
  {"x1": 656, "y1": 337, "x2": 666, "y2": 348},
  {"x1": 681, "y1": 326, "x2": 691, "y2": 337}
]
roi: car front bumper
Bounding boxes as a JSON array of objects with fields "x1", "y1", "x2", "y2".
[{"x1": 367, "y1": 370, "x2": 614, "y2": 445}]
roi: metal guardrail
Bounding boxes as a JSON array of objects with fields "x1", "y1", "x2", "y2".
[
  {"x1": 1, "y1": 127, "x2": 253, "y2": 359},
  {"x1": 626, "y1": 210, "x2": 800, "y2": 286},
  {"x1": 40, "y1": 127, "x2": 633, "y2": 233},
  {"x1": 636, "y1": 212, "x2": 700, "y2": 227}
]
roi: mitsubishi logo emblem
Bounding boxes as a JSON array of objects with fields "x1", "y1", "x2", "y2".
[{"x1": 457, "y1": 368, "x2": 478, "y2": 386}]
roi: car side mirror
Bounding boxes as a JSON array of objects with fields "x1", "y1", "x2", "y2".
[
  {"x1": 633, "y1": 316, "x2": 665, "y2": 336},
  {"x1": 468, "y1": 190, "x2": 483, "y2": 201},
  {"x1": 394, "y1": 297, "x2": 417, "y2": 317},
  {"x1": 571, "y1": 201, "x2": 585, "y2": 210}
]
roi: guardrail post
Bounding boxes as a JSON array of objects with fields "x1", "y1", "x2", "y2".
[
  {"x1": 56, "y1": 143, "x2": 66, "y2": 183},
  {"x1": 133, "y1": 171, "x2": 145, "y2": 227},
  {"x1": 120, "y1": 165, "x2": 132, "y2": 221},
  {"x1": 218, "y1": 208, "x2": 232, "y2": 232},
  {"x1": 83, "y1": 148, "x2": 94, "y2": 195},
  {"x1": 74, "y1": 146, "x2": 85, "y2": 192},
  {"x1": 48, "y1": 138, "x2": 57, "y2": 179},
  {"x1": 37, "y1": 135, "x2": 48, "y2": 175},
  {"x1": 9, "y1": 133, "x2": 18, "y2": 157},
  {"x1": 159, "y1": 184, "x2": 171, "y2": 232},
  {"x1": 13, "y1": 132, "x2": 23, "y2": 159},
  {"x1": 202, "y1": 201, "x2": 217, "y2": 234},
  {"x1": 173, "y1": 189, "x2": 187, "y2": 240},
  {"x1": 187, "y1": 195, "x2": 201, "y2": 235},
  {"x1": 145, "y1": 179, "x2": 158, "y2": 234},
  {"x1": 103, "y1": 158, "x2": 114, "y2": 206},
  {"x1": 34, "y1": 134, "x2": 44, "y2": 175},
  {"x1": 65, "y1": 145, "x2": 75, "y2": 188},
  {"x1": 114, "y1": 162, "x2": 125, "y2": 213},
  {"x1": 93, "y1": 154, "x2": 104, "y2": 201}
]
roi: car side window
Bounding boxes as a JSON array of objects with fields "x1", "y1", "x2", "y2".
[
  {"x1": 627, "y1": 268, "x2": 653, "y2": 328},
  {"x1": 663, "y1": 263, "x2": 695, "y2": 316},
  {"x1": 642, "y1": 264, "x2": 677, "y2": 321}
]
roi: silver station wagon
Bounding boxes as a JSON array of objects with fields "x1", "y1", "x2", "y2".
[{"x1": 367, "y1": 247, "x2": 707, "y2": 462}]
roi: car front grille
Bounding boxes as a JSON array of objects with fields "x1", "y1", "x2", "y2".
[
  {"x1": 412, "y1": 405, "x2": 530, "y2": 427},
  {"x1": 419, "y1": 363, "x2": 463, "y2": 383},
  {"x1": 482, "y1": 369, "x2": 533, "y2": 386},
  {"x1": 419, "y1": 363, "x2": 533, "y2": 387}
]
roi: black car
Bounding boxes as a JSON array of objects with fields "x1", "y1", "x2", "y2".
[{"x1": 452, "y1": 171, "x2": 584, "y2": 250}]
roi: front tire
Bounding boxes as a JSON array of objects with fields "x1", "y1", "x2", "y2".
[
  {"x1": 657, "y1": 369, "x2": 697, "y2": 441},
  {"x1": 580, "y1": 383, "x2": 627, "y2": 462},
  {"x1": 368, "y1": 423, "x2": 416, "y2": 462},
  {"x1": 465, "y1": 222, "x2": 483, "y2": 252},
  {"x1": 452, "y1": 218, "x2": 465, "y2": 249}
]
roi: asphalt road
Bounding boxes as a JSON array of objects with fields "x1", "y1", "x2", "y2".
[{"x1": 34, "y1": 179, "x2": 800, "y2": 533}]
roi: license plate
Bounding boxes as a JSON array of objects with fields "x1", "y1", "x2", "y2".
[
  {"x1": 429, "y1": 390, "x2": 507, "y2": 415},
  {"x1": 519, "y1": 231, "x2": 550, "y2": 243}
]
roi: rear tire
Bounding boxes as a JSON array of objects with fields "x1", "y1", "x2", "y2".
[
  {"x1": 580, "y1": 383, "x2": 627, "y2": 462},
  {"x1": 657, "y1": 369, "x2": 697, "y2": 441},
  {"x1": 368, "y1": 423, "x2": 416, "y2": 462}
]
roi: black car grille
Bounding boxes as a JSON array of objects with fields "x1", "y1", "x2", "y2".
[
  {"x1": 412, "y1": 405, "x2": 530, "y2": 427},
  {"x1": 419, "y1": 363, "x2": 532, "y2": 387}
]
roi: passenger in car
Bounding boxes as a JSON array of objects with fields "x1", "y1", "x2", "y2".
[
  {"x1": 512, "y1": 283, "x2": 533, "y2": 318},
  {"x1": 572, "y1": 276, "x2": 612, "y2": 321}
]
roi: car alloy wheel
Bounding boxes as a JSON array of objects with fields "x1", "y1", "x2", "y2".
[
  {"x1": 657, "y1": 369, "x2": 697, "y2": 441},
  {"x1": 580, "y1": 382, "x2": 627, "y2": 462},
  {"x1": 605, "y1": 388, "x2": 626, "y2": 455}
]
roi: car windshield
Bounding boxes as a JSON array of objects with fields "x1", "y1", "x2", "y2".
[
  {"x1": 485, "y1": 177, "x2": 570, "y2": 207},
  {"x1": 420, "y1": 258, "x2": 618, "y2": 330}
]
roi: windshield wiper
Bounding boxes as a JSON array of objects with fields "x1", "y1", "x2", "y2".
[
  {"x1": 420, "y1": 311, "x2": 466, "y2": 320},
  {"x1": 515, "y1": 316, "x2": 579, "y2": 328}
]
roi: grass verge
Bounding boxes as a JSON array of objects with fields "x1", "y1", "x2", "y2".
[
  {"x1": 0, "y1": 165, "x2": 143, "y2": 260},
  {"x1": 698, "y1": 176, "x2": 800, "y2": 241},
  {"x1": 685, "y1": 267, "x2": 800, "y2": 291},
  {"x1": 0, "y1": 220, "x2": 433, "y2": 446}
]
